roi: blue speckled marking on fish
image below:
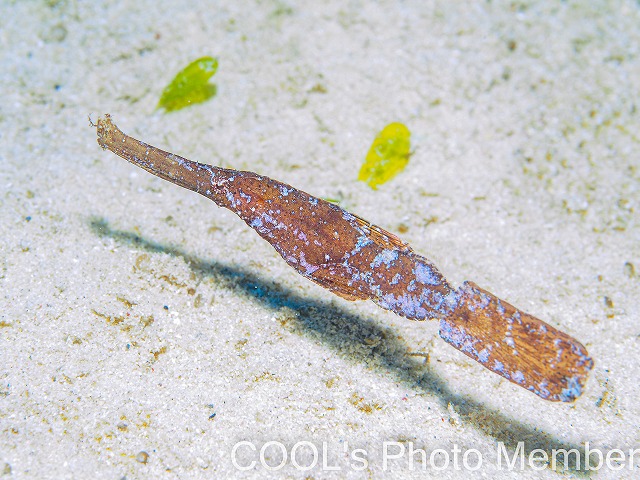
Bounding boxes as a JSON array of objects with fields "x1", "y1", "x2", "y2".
[
  {"x1": 171, "y1": 154, "x2": 195, "y2": 172},
  {"x1": 504, "y1": 334, "x2": 515, "y2": 348},
  {"x1": 512, "y1": 371, "x2": 525, "y2": 384},
  {"x1": 439, "y1": 319, "x2": 481, "y2": 356},
  {"x1": 342, "y1": 211, "x2": 356, "y2": 223},
  {"x1": 298, "y1": 251, "x2": 319, "y2": 275},
  {"x1": 377, "y1": 292, "x2": 429, "y2": 319},
  {"x1": 529, "y1": 382, "x2": 551, "y2": 399},
  {"x1": 225, "y1": 191, "x2": 237, "y2": 208},
  {"x1": 355, "y1": 235, "x2": 373, "y2": 251},
  {"x1": 478, "y1": 348, "x2": 490, "y2": 364},
  {"x1": 414, "y1": 262, "x2": 441, "y2": 285},
  {"x1": 278, "y1": 185, "x2": 291, "y2": 196},
  {"x1": 371, "y1": 249, "x2": 398, "y2": 269}
]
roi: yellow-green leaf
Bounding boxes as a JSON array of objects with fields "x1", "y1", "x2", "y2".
[
  {"x1": 157, "y1": 57, "x2": 219, "y2": 112},
  {"x1": 358, "y1": 122, "x2": 411, "y2": 190}
]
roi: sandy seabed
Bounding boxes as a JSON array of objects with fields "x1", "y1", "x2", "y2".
[{"x1": 1, "y1": 1, "x2": 639, "y2": 479}]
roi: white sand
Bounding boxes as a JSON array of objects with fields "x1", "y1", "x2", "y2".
[{"x1": 1, "y1": 1, "x2": 639, "y2": 478}]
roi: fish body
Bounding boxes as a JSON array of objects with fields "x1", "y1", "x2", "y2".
[{"x1": 96, "y1": 114, "x2": 593, "y2": 402}]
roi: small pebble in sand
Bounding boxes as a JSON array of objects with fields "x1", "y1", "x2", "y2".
[{"x1": 136, "y1": 451, "x2": 149, "y2": 464}]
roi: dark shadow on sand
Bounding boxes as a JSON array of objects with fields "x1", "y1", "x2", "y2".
[{"x1": 89, "y1": 216, "x2": 593, "y2": 476}]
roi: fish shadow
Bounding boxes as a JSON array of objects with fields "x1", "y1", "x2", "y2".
[{"x1": 89, "y1": 216, "x2": 593, "y2": 476}]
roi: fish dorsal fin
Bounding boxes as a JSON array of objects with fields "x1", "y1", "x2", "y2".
[{"x1": 348, "y1": 212, "x2": 413, "y2": 253}]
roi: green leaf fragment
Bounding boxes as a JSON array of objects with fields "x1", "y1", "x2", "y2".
[
  {"x1": 157, "y1": 56, "x2": 219, "y2": 112},
  {"x1": 358, "y1": 122, "x2": 411, "y2": 190}
]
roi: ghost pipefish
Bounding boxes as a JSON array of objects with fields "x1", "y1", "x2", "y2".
[{"x1": 95, "y1": 114, "x2": 593, "y2": 402}]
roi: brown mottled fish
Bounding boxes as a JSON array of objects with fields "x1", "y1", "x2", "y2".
[{"x1": 95, "y1": 114, "x2": 593, "y2": 402}]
